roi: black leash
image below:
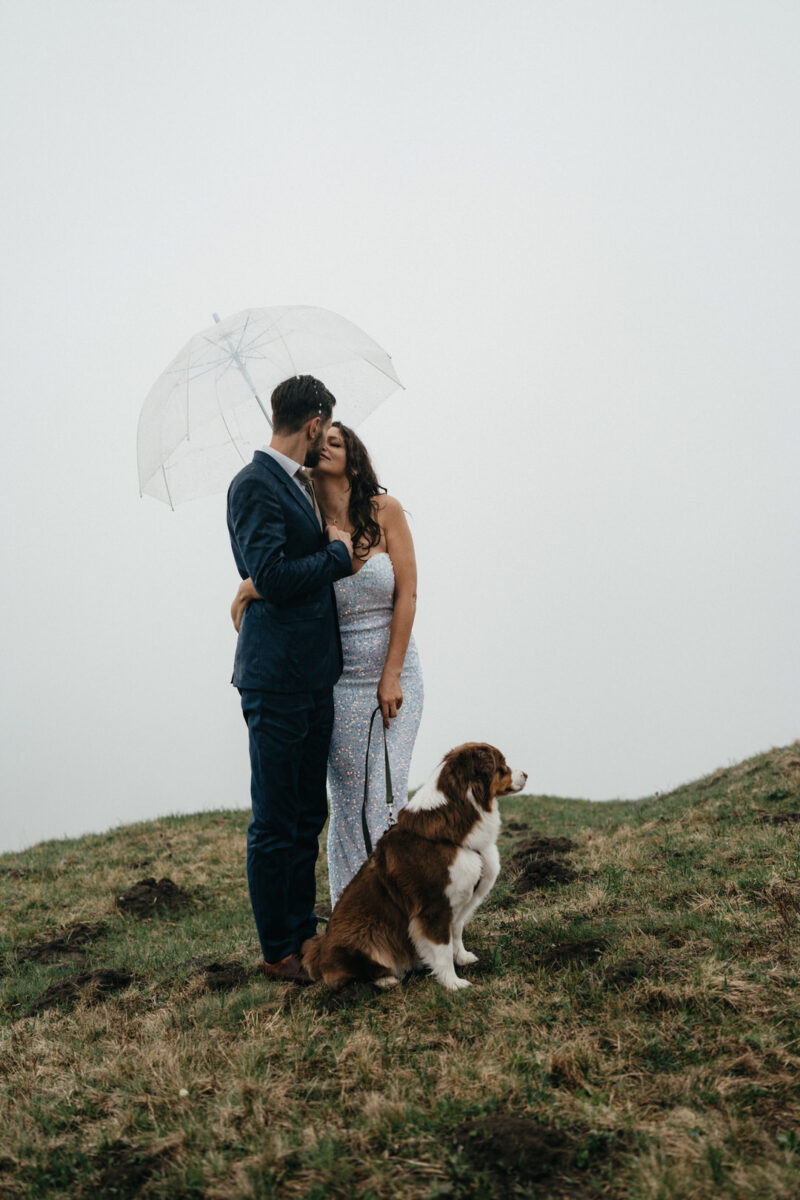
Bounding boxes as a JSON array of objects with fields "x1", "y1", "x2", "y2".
[{"x1": 361, "y1": 705, "x2": 394, "y2": 856}]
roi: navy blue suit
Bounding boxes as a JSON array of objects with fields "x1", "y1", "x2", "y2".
[{"x1": 227, "y1": 451, "x2": 352, "y2": 960}]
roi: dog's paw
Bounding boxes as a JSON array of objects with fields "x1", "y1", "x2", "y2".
[
  {"x1": 442, "y1": 975, "x2": 471, "y2": 991},
  {"x1": 374, "y1": 974, "x2": 400, "y2": 990},
  {"x1": 455, "y1": 949, "x2": 479, "y2": 967}
]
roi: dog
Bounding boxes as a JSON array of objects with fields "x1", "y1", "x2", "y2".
[{"x1": 302, "y1": 743, "x2": 527, "y2": 991}]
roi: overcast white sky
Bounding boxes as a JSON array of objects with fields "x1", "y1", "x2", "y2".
[{"x1": 1, "y1": 0, "x2": 798, "y2": 854}]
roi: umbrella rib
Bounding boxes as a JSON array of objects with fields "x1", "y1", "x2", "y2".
[
  {"x1": 184, "y1": 357, "x2": 191, "y2": 442},
  {"x1": 215, "y1": 376, "x2": 249, "y2": 467},
  {"x1": 234, "y1": 311, "x2": 252, "y2": 358},
  {"x1": 208, "y1": 317, "x2": 272, "y2": 426},
  {"x1": 236, "y1": 321, "x2": 285, "y2": 355},
  {"x1": 364, "y1": 360, "x2": 406, "y2": 388},
  {"x1": 162, "y1": 465, "x2": 175, "y2": 511},
  {"x1": 267, "y1": 310, "x2": 298, "y2": 376},
  {"x1": 173, "y1": 357, "x2": 229, "y2": 382},
  {"x1": 226, "y1": 320, "x2": 294, "y2": 375}
]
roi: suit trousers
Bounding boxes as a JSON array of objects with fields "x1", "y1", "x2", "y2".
[{"x1": 240, "y1": 687, "x2": 333, "y2": 961}]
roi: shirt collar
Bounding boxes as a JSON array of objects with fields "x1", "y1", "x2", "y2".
[{"x1": 263, "y1": 444, "x2": 303, "y2": 479}]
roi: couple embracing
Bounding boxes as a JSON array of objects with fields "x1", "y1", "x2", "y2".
[{"x1": 226, "y1": 375, "x2": 423, "y2": 985}]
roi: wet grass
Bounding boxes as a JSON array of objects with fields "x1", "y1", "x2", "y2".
[{"x1": 1, "y1": 742, "x2": 800, "y2": 1197}]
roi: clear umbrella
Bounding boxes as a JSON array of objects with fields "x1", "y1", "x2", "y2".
[{"x1": 137, "y1": 306, "x2": 403, "y2": 507}]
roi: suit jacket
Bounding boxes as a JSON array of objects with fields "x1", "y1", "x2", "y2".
[{"x1": 227, "y1": 451, "x2": 352, "y2": 692}]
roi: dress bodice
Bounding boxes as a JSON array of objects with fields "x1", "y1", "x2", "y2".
[
  {"x1": 333, "y1": 552, "x2": 419, "y2": 684},
  {"x1": 334, "y1": 552, "x2": 395, "y2": 634}
]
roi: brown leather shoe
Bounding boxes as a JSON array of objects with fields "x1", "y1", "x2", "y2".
[{"x1": 262, "y1": 953, "x2": 314, "y2": 986}]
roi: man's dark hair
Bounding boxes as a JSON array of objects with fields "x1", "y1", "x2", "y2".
[{"x1": 271, "y1": 375, "x2": 336, "y2": 434}]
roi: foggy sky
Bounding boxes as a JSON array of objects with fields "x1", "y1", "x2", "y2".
[{"x1": 1, "y1": 0, "x2": 799, "y2": 854}]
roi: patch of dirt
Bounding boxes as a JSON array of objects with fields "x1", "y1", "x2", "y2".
[
  {"x1": 29, "y1": 968, "x2": 133, "y2": 1014},
  {"x1": 115, "y1": 877, "x2": 192, "y2": 917},
  {"x1": 510, "y1": 833, "x2": 574, "y2": 859},
  {"x1": 513, "y1": 856, "x2": 577, "y2": 892},
  {"x1": 508, "y1": 832, "x2": 576, "y2": 893},
  {"x1": 602, "y1": 956, "x2": 647, "y2": 988},
  {"x1": 16, "y1": 921, "x2": 107, "y2": 964},
  {"x1": 199, "y1": 960, "x2": 254, "y2": 991},
  {"x1": 763, "y1": 788, "x2": 792, "y2": 804},
  {"x1": 454, "y1": 1114, "x2": 623, "y2": 1196},
  {"x1": 0, "y1": 866, "x2": 31, "y2": 879},
  {"x1": 504, "y1": 820, "x2": 530, "y2": 832},
  {"x1": 92, "y1": 1137, "x2": 178, "y2": 1199},
  {"x1": 757, "y1": 811, "x2": 800, "y2": 826},
  {"x1": 455, "y1": 1115, "x2": 571, "y2": 1181},
  {"x1": 535, "y1": 937, "x2": 608, "y2": 968},
  {"x1": 168, "y1": 956, "x2": 257, "y2": 992}
]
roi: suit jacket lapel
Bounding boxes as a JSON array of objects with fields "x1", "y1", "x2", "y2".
[{"x1": 252, "y1": 451, "x2": 323, "y2": 535}]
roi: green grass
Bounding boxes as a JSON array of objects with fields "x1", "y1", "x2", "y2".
[{"x1": 2, "y1": 742, "x2": 800, "y2": 1197}]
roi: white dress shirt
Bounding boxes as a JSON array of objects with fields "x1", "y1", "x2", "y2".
[{"x1": 262, "y1": 445, "x2": 314, "y2": 509}]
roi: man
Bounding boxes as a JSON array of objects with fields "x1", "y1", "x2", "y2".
[{"x1": 227, "y1": 375, "x2": 353, "y2": 983}]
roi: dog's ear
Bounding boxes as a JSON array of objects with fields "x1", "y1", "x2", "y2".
[{"x1": 469, "y1": 746, "x2": 500, "y2": 809}]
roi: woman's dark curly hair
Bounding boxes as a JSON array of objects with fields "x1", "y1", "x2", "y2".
[{"x1": 330, "y1": 421, "x2": 386, "y2": 561}]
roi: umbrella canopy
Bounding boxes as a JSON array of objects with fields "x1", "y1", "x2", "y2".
[{"x1": 137, "y1": 306, "x2": 403, "y2": 507}]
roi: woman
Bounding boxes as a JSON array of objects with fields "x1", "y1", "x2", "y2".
[{"x1": 231, "y1": 422, "x2": 423, "y2": 904}]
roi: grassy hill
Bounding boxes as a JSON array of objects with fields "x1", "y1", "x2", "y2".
[{"x1": 2, "y1": 742, "x2": 800, "y2": 1199}]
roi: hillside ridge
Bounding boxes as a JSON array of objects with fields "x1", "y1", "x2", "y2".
[{"x1": 1, "y1": 737, "x2": 799, "y2": 1198}]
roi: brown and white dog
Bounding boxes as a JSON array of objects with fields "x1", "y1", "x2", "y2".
[{"x1": 302, "y1": 743, "x2": 527, "y2": 991}]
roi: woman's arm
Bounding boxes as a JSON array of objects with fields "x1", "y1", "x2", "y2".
[
  {"x1": 377, "y1": 495, "x2": 418, "y2": 728},
  {"x1": 231, "y1": 577, "x2": 260, "y2": 633}
]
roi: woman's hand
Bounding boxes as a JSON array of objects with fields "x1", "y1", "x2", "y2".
[
  {"x1": 326, "y1": 523, "x2": 354, "y2": 559},
  {"x1": 231, "y1": 577, "x2": 260, "y2": 633},
  {"x1": 377, "y1": 668, "x2": 403, "y2": 729}
]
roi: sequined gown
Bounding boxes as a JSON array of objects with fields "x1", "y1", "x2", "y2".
[{"x1": 327, "y1": 552, "x2": 424, "y2": 905}]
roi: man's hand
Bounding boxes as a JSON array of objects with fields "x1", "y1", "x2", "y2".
[
  {"x1": 326, "y1": 523, "x2": 354, "y2": 559},
  {"x1": 231, "y1": 577, "x2": 260, "y2": 633},
  {"x1": 377, "y1": 668, "x2": 403, "y2": 729}
]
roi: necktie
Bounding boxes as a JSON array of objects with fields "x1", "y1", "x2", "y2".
[{"x1": 296, "y1": 468, "x2": 323, "y2": 530}]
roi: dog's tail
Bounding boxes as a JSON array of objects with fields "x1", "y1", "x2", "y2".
[
  {"x1": 302, "y1": 932, "x2": 372, "y2": 991},
  {"x1": 301, "y1": 933, "x2": 324, "y2": 981}
]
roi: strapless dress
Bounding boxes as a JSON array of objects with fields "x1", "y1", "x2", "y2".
[{"x1": 326, "y1": 552, "x2": 424, "y2": 904}]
